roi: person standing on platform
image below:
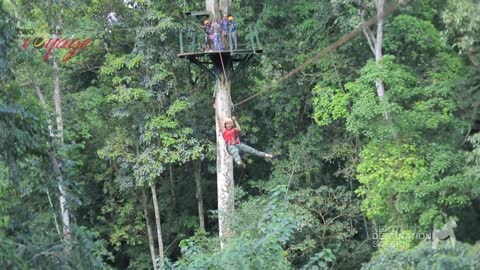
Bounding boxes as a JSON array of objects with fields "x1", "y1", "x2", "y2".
[
  {"x1": 207, "y1": 20, "x2": 215, "y2": 51},
  {"x1": 221, "y1": 14, "x2": 229, "y2": 49},
  {"x1": 228, "y1": 16, "x2": 238, "y2": 50},
  {"x1": 211, "y1": 20, "x2": 222, "y2": 50},
  {"x1": 202, "y1": 20, "x2": 211, "y2": 51}
]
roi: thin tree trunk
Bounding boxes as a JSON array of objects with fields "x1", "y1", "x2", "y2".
[
  {"x1": 361, "y1": 0, "x2": 398, "y2": 130},
  {"x1": 363, "y1": 214, "x2": 370, "y2": 239},
  {"x1": 52, "y1": 48, "x2": 71, "y2": 246},
  {"x1": 194, "y1": 160, "x2": 206, "y2": 231},
  {"x1": 46, "y1": 188, "x2": 62, "y2": 238},
  {"x1": 32, "y1": 81, "x2": 54, "y2": 137},
  {"x1": 45, "y1": 0, "x2": 72, "y2": 246},
  {"x1": 142, "y1": 188, "x2": 158, "y2": 270},
  {"x1": 373, "y1": 0, "x2": 398, "y2": 137},
  {"x1": 29, "y1": 57, "x2": 71, "y2": 245},
  {"x1": 168, "y1": 164, "x2": 178, "y2": 232},
  {"x1": 22, "y1": 1, "x2": 68, "y2": 242},
  {"x1": 361, "y1": 0, "x2": 385, "y2": 99},
  {"x1": 53, "y1": 54, "x2": 64, "y2": 142},
  {"x1": 150, "y1": 182, "x2": 164, "y2": 263},
  {"x1": 374, "y1": 0, "x2": 386, "y2": 100},
  {"x1": 30, "y1": 78, "x2": 64, "y2": 241}
]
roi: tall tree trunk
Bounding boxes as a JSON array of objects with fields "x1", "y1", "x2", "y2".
[
  {"x1": 205, "y1": 0, "x2": 230, "y2": 23},
  {"x1": 206, "y1": 0, "x2": 219, "y2": 19},
  {"x1": 142, "y1": 188, "x2": 158, "y2": 270},
  {"x1": 214, "y1": 58, "x2": 234, "y2": 248},
  {"x1": 194, "y1": 160, "x2": 206, "y2": 231},
  {"x1": 219, "y1": 0, "x2": 229, "y2": 16},
  {"x1": 207, "y1": 0, "x2": 234, "y2": 249}
]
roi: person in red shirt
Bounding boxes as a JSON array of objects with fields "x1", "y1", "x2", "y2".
[{"x1": 219, "y1": 116, "x2": 273, "y2": 168}]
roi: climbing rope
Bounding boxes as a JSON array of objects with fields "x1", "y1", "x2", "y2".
[
  {"x1": 233, "y1": 0, "x2": 409, "y2": 107},
  {"x1": 218, "y1": 49, "x2": 229, "y2": 86},
  {"x1": 216, "y1": 42, "x2": 235, "y2": 113}
]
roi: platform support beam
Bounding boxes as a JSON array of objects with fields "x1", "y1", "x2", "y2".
[{"x1": 189, "y1": 56, "x2": 215, "y2": 78}]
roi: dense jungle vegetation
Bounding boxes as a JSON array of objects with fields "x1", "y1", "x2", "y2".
[{"x1": 1, "y1": 0, "x2": 480, "y2": 269}]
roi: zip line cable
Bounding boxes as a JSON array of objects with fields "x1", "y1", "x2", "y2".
[{"x1": 233, "y1": 0, "x2": 409, "y2": 107}]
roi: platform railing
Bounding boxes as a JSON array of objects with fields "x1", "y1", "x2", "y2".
[{"x1": 178, "y1": 22, "x2": 262, "y2": 55}]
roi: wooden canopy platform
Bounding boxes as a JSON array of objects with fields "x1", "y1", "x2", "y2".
[
  {"x1": 177, "y1": 48, "x2": 263, "y2": 59},
  {"x1": 177, "y1": 49, "x2": 263, "y2": 77}
]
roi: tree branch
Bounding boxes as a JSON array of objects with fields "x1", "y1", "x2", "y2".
[{"x1": 360, "y1": 9, "x2": 376, "y2": 55}]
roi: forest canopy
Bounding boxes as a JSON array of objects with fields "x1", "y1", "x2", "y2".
[{"x1": 1, "y1": 0, "x2": 479, "y2": 269}]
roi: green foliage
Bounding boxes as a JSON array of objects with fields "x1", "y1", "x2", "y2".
[
  {"x1": 336, "y1": 11, "x2": 466, "y2": 140},
  {"x1": 300, "y1": 249, "x2": 335, "y2": 270},
  {"x1": 0, "y1": 101, "x2": 47, "y2": 175},
  {"x1": 312, "y1": 86, "x2": 348, "y2": 126},
  {"x1": 0, "y1": 164, "x2": 28, "y2": 269},
  {"x1": 174, "y1": 186, "x2": 296, "y2": 270},
  {"x1": 375, "y1": 227, "x2": 416, "y2": 251},
  {"x1": 464, "y1": 133, "x2": 480, "y2": 196},
  {"x1": 174, "y1": 183, "x2": 366, "y2": 269},
  {"x1": 362, "y1": 242, "x2": 480, "y2": 270},
  {"x1": 287, "y1": 186, "x2": 363, "y2": 269},
  {"x1": 98, "y1": 99, "x2": 203, "y2": 187},
  {"x1": 356, "y1": 143, "x2": 425, "y2": 222},
  {"x1": 344, "y1": 55, "x2": 415, "y2": 139},
  {"x1": 0, "y1": 234, "x2": 27, "y2": 270},
  {"x1": 356, "y1": 141, "x2": 471, "y2": 228},
  {"x1": 2, "y1": 0, "x2": 480, "y2": 269},
  {"x1": 1, "y1": 162, "x2": 112, "y2": 269},
  {"x1": 0, "y1": 11, "x2": 15, "y2": 76},
  {"x1": 384, "y1": 14, "x2": 444, "y2": 67},
  {"x1": 443, "y1": 0, "x2": 480, "y2": 53}
]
